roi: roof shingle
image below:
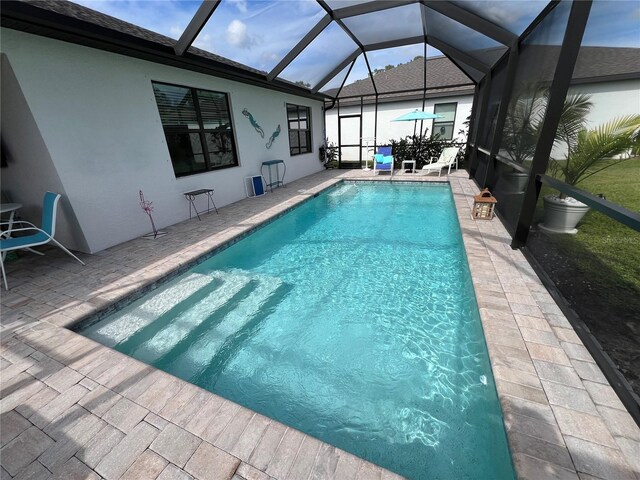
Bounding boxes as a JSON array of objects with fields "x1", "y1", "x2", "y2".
[{"x1": 329, "y1": 45, "x2": 639, "y2": 103}]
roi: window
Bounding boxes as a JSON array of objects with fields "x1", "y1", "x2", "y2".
[
  {"x1": 152, "y1": 82, "x2": 239, "y2": 177},
  {"x1": 433, "y1": 102, "x2": 457, "y2": 141},
  {"x1": 287, "y1": 104, "x2": 312, "y2": 155}
]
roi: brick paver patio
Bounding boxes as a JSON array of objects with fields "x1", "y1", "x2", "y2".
[{"x1": 1, "y1": 169, "x2": 639, "y2": 479}]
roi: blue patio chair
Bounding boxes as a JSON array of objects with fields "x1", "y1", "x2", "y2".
[
  {"x1": 0, "y1": 192, "x2": 85, "y2": 290},
  {"x1": 373, "y1": 146, "x2": 394, "y2": 176}
]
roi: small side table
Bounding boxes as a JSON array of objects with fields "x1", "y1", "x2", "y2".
[
  {"x1": 401, "y1": 160, "x2": 416, "y2": 173},
  {"x1": 0, "y1": 203, "x2": 22, "y2": 236},
  {"x1": 184, "y1": 189, "x2": 218, "y2": 221},
  {"x1": 0, "y1": 203, "x2": 40, "y2": 259},
  {"x1": 261, "y1": 160, "x2": 286, "y2": 192}
]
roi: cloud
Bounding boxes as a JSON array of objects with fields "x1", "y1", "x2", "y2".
[
  {"x1": 479, "y1": 5, "x2": 524, "y2": 27},
  {"x1": 244, "y1": 1, "x2": 278, "y2": 20},
  {"x1": 226, "y1": 19, "x2": 255, "y2": 48},
  {"x1": 195, "y1": 33, "x2": 214, "y2": 52},
  {"x1": 229, "y1": 0, "x2": 248, "y2": 14},
  {"x1": 260, "y1": 51, "x2": 281, "y2": 64}
]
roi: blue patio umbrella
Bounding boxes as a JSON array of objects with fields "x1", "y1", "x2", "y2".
[
  {"x1": 392, "y1": 109, "x2": 443, "y2": 137},
  {"x1": 392, "y1": 109, "x2": 443, "y2": 122}
]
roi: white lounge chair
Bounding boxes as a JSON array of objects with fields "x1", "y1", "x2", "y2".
[{"x1": 421, "y1": 147, "x2": 460, "y2": 177}]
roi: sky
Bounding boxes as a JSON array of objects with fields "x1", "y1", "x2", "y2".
[{"x1": 72, "y1": 0, "x2": 640, "y2": 89}]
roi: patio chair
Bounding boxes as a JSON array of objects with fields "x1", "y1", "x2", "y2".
[
  {"x1": 0, "y1": 191, "x2": 85, "y2": 290},
  {"x1": 373, "y1": 146, "x2": 394, "y2": 176},
  {"x1": 421, "y1": 146, "x2": 460, "y2": 177}
]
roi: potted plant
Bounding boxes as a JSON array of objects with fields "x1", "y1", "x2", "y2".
[
  {"x1": 319, "y1": 139, "x2": 338, "y2": 169},
  {"x1": 498, "y1": 84, "x2": 554, "y2": 195},
  {"x1": 502, "y1": 84, "x2": 548, "y2": 164},
  {"x1": 541, "y1": 108, "x2": 640, "y2": 234}
]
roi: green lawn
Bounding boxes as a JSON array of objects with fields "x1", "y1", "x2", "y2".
[
  {"x1": 535, "y1": 157, "x2": 640, "y2": 294},
  {"x1": 529, "y1": 158, "x2": 640, "y2": 391}
]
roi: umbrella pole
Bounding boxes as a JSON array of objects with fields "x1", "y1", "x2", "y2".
[{"x1": 419, "y1": 121, "x2": 423, "y2": 165}]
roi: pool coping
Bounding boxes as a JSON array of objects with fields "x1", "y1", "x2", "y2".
[{"x1": 1, "y1": 169, "x2": 639, "y2": 480}]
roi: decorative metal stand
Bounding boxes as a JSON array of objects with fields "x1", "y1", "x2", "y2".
[
  {"x1": 139, "y1": 190, "x2": 166, "y2": 239},
  {"x1": 261, "y1": 160, "x2": 286, "y2": 192}
]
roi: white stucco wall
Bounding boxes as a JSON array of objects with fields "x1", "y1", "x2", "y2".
[
  {"x1": 1, "y1": 54, "x2": 89, "y2": 251},
  {"x1": 567, "y1": 79, "x2": 640, "y2": 129},
  {"x1": 0, "y1": 28, "x2": 325, "y2": 253},
  {"x1": 325, "y1": 95, "x2": 473, "y2": 161}
]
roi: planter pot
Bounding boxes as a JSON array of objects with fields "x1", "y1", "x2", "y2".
[
  {"x1": 496, "y1": 172, "x2": 529, "y2": 194},
  {"x1": 539, "y1": 195, "x2": 589, "y2": 234},
  {"x1": 493, "y1": 172, "x2": 529, "y2": 220}
]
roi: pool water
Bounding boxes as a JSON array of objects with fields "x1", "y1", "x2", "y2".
[{"x1": 79, "y1": 182, "x2": 514, "y2": 479}]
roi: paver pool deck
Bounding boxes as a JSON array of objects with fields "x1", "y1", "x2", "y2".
[{"x1": 1, "y1": 169, "x2": 639, "y2": 480}]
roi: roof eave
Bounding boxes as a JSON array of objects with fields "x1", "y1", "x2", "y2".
[
  {"x1": 329, "y1": 87, "x2": 475, "y2": 106},
  {"x1": 570, "y1": 71, "x2": 640, "y2": 86}
]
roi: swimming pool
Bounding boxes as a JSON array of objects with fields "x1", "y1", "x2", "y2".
[{"x1": 78, "y1": 182, "x2": 514, "y2": 479}]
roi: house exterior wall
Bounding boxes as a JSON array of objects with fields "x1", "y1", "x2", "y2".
[
  {"x1": 0, "y1": 28, "x2": 324, "y2": 253},
  {"x1": 325, "y1": 78, "x2": 640, "y2": 164},
  {"x1": 567, "y1": 79, "x2": 640, "y2": 128},
  {"x1": 324, "y1": 95, "x2": 474, "y2": 161},
  {"x1": 0, "y1": 53, "x2": 90, "y2": 252}
]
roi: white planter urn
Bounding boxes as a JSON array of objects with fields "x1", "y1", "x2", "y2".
[{"x1": 539, "y1": 195, "x2": 590, "y2": 234}]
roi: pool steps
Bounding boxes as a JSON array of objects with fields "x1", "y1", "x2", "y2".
[
  {"x1": 166, "y1": 271, "x2": 284, "y2": 381},
  {"x1": 130, "y1": 271, "x2": 256, "y2": 364},
  {"x1": 83, "y1": 269, "x2": 287, "y2": 387},
  {"x1": 81, "y1": 273, "x2": 213, "y2": 347},
  {"x1": 327, "y1": 183, "x2": 357, "y2": 197}
]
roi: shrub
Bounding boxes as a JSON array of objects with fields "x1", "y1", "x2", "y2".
[{"x1": 390, "y1": 134, "x2": 466, "y2": 169}]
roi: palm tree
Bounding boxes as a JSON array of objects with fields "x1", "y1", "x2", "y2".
[
  {"x1": 502, "y1": 87, "x2": 640, "y2": 233},
  {"x1": 553, "y1": 93, "x2": 593, "y2": 153},
  {"x1": 549, "y1": 113, "x2": 640, "y2": 199},
  {"x1": 501, "y1": 86, "x2": 593, "y2": 165},
  {"x1": 504, "y1": 86, "x2": 639, "y2": 198},
  {"x1": 502, "y1": 83, "x2": 548, "y2": 165}
]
